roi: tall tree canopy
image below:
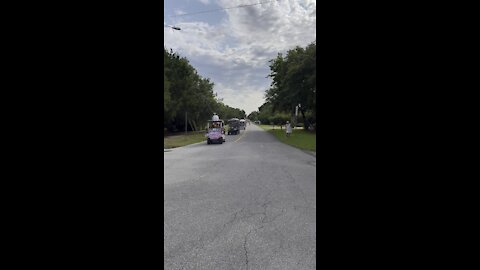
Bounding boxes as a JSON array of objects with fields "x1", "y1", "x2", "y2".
[
  {"x1": 164, "y1": 48, "x2": 246, "y2": 133},
  {"x1": 264, "y1": 41, "x2": 316, "y2": 129}
]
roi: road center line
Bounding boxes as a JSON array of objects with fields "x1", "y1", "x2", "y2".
[{"x1": 234, "y1": 128, "x2": 248, "y2": 142}]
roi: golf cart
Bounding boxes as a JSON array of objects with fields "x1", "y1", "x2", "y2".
[
  {"x1": 227, "y1": 118, "x2": 240, "y2": 135},
  {"x1": 206, "y1": 113, "x2": 226, "y2": 144},
  {"x1": 239, "y1": 119, "x2": 246, "y2": 130}
]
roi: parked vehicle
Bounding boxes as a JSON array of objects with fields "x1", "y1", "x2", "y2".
[
  {"x1": 206, "y1": 114, "x2": 226, "y2": 144},
  {"x1": 227, "y1": 118, "x2": 240, "y2": 135}
]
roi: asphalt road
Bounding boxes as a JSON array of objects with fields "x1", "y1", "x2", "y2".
[{"x1": 164, "y1": 124, "x2": 316, "y2": 270}]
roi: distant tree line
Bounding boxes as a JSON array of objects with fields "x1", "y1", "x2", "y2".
[
  {"x1": 164, "y1": 48, "x2": 246, "y2": 133},
  {"x1": 248, "y1": 41, "x2": 316, "y2": 130}
]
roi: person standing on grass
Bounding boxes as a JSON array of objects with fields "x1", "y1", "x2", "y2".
[{"x1": 286, "y1": 121, "x2": 292, "y2": 137}]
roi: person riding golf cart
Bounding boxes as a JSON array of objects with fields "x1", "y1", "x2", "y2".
[{"x1": 206, "y1": 113, "x2": 226, "y2": 144}]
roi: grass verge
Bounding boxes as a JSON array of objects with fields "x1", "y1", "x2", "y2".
[
  {"x1": 258, "y1": 125, "x2": 316, "y2": 152},
  {"x1": 164, "y1": 132, "x2": 206, "y2": 149}
]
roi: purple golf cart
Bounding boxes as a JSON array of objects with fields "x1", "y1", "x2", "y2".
[{"x1": 206, "y1": 114, "x2": 226, "y2": 144}]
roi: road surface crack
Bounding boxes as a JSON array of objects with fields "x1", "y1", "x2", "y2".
[{"x1": 244, "y1": 228, "x2": 254, "y2": 270}]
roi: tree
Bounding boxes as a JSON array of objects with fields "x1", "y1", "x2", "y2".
[
  {"x1": 164, "y1": 71, "x2": 170, "y2": 111},
  {"x1": 265, "y1": 41, "x2": 316, "y2": 129},
  {"x1": 247, "y1": 111, "x2": 259, "y2": 121},
  {"x1": 163, "y1": 48, "x2": 246, "y2": 132}
]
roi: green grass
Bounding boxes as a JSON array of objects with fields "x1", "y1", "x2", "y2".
[
  {"x1": 258, "y1": 125, "x2": 316, "y2": 152},
  {"x1": 164, "y1": 131, "x2": 206, "y2": 148}
]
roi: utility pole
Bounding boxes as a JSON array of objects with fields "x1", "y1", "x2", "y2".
[
  {"x1": 295, "y1": 104, "x2": 300, "y2": 126},
  {"x1": 185, "y1": 111, "x2": 187, "y2": 135}
]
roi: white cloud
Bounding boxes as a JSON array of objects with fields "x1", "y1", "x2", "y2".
[
  {"x1": 164, "y1": 0, "x2": 316, "y2": 115},
  {"x1": 174, "y1": 9, "x2": 186, "y2": 15},
  {"x1": 198, "y1": 0, "x2": 210, "y2": 4}
]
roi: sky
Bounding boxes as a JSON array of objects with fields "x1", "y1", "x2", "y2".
[{"x1": 164, "y1": 0, "x2": 316, "y2": 115}]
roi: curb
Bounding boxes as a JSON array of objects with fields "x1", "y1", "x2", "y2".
[
  {"x1": 164, "y1": 140, "x2": 207, "y2": 151},
  {"x1": 302, "y1": 150, "x2": 316, "y2": 158}
]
